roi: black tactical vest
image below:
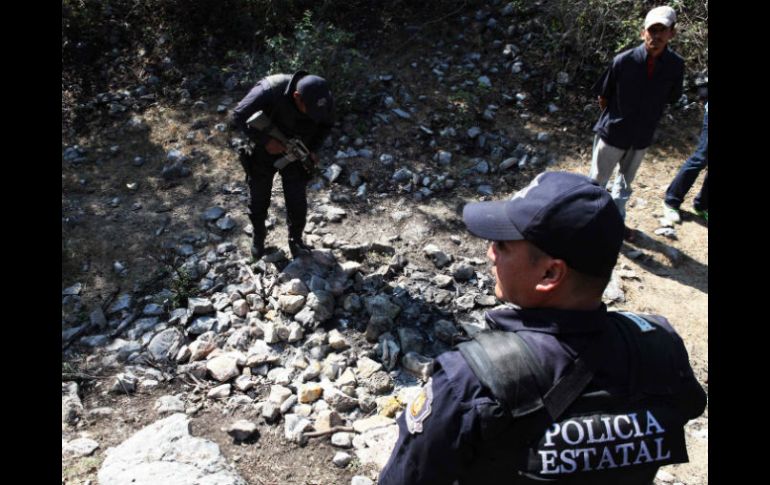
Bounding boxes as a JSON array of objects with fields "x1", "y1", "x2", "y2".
[{"x1": 456, "y1": 312, "x2": 694, "y2": 484}]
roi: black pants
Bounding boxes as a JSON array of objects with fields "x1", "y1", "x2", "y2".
[{"x1": 241, "y1": 151, "x2": 310, "y2": 243}]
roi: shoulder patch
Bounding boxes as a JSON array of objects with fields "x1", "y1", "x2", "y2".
[
  {"x1": 619, "y1": 311, "x2": 656, "y2": 333},
  {"x1": 406, "y1": 378, "x2": 433, "y2": 434}
]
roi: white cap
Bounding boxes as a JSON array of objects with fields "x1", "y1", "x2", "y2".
[{"x1": 644, "y1": 6, "x2": 676, "y2": 30}]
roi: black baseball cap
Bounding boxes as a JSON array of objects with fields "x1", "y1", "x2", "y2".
[
  {"x1": 296, "y1": 74, "x2": 334, "y2": 124},
  {"x1": 462, "y1": 171, "x2": 624, "y2": 277}
]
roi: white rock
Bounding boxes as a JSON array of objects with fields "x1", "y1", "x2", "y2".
[
  {"x1": 206, "y1": 355, "x2": 240, "y2": 382},
  {"x1": 207, "y1": 384, "x2": 231, "y2": 399},
  {"x1": 328, "y1": 329, "x2": 349, "y2": 350},
  {"x1": 333, "y1": 451, "x2": 353, "y2": 467},
  {"x1": 63, "y1": 438, "x2": 99, "y2": 457},
  {"x1": 268, "y1": 385, "x2": 293, "y2": 404},
  {"x1": 155, "y1": 395, "x2": 185, "y2": 415}
]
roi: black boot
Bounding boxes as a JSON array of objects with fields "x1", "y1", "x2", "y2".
[
  {"x1": 251, "y1": 234, "x2": 266, "y2": 260},
  {"x1": 288, "y1": 237, "x2": 312, "y2": 258}
]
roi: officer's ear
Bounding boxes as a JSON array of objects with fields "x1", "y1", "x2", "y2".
[
  {"x1": 293, "y1": 91, "x2": 307, "y2": 113},
  {"x1": 535, "y1": 259, "x2": 568, "y2": 293}
]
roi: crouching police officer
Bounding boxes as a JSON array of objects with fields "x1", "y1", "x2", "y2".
[
  {"x1": 230, "y1": 71, "x2": 334, "y2": 259},
  {"x1": 379, "y1": 171, "x2": 706, "y2": 484}
]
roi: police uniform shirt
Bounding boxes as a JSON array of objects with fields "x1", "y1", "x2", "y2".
[
  {"x1": 231, "y1": 71, "x2": 333, "y2": 158},
  {"x1": 378, "y1": 305, "x2": 706, "y2": 485}
]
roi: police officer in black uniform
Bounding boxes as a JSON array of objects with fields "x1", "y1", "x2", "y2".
[
  {"x1": 379, "y1": 171, "x2": 706, "y2": 484},
  {"x1": 230, "y1": 71, "x2": 334, "y2": 259}
]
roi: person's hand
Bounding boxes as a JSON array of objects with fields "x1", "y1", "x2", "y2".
[
  {"x1": 598, "y1": 96, "x2": 608, "y2": 111},
  {"x1": 265, "y1": 138, "x2": 286, "y2": 154}
]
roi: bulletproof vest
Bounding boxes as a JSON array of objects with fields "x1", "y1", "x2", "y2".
[
  {"x1": 261, "y1": 73, "x2": 321, "y2": 146},
  {"x1": 456, "y1": 312, "x2": 691, "y2": 485}
]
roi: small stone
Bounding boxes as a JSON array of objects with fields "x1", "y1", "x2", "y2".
[
  {"x1": 227, "y1": 420, "x2": 258, "y2": 441},
  {"x1": 352, "y1": 415, "x2": 395, "y2": 433},
  {"x1": 63, "y1": 438, "x2": 99, "y2": 457},
  {"x1": 356, "y1": 357, "x2": 382, "y2": 379},
  {"x1": 155, "y1": 395, "x2": 185, "y2": 414},
  {"x1": 268, "y1": 385, "x2": 293, "y2": 404},
  {"x1": 333, "y1": 451, "x2": 353, "y2": 467},
  {"x1": 207, "y1": 383, "x2": 231, "y2": 399},
  {"x1": 351, "y1": 477, "x2": 374, "y2": 485},
  {"x1": 328, "y1": 329, "x2": 349, "y2": 350},
  {"x1": 298, "y1": 383, "x2": 324, "y2": 404},
  {"x1": 331, "y1": 432, "x2": 353, "y2": 448},
  {"x1": 207, "y1": 355, "x2": 240, "y2": 382}
]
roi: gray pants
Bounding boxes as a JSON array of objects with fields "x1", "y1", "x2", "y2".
[{"x1": 588, "y1": 136, "x2": 647, "y2": 220}]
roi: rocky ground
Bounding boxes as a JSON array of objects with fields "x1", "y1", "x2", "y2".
[{"x1": 62, "y1": 3, "x2": 707, "y2": 484}]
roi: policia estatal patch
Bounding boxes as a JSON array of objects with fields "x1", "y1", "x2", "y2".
[{"x1": 406, "y1": 378, "x2": 433, "y2": 434}]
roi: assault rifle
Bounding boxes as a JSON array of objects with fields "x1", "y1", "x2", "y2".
[{"x1": 246, "y1": 110, "x2": 312, "y2": 171}]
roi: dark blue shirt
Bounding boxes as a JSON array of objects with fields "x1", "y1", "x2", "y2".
[
  {"x1": 378, "y1": 305, "x2": 706, "y2": 485},
  {"x1": 230, "y1": 72, "x2": 333, "y2": 154},
  {"x1": 592, "y1": 43, "x2": 684, "y2": 150}
]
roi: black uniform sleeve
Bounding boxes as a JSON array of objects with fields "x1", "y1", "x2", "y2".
[
  {"x1": 230, "y1": 79, "x2": 274, "y2": 147},
  {"x1": 378, "y1": 361, "x2": 479, "y2": 485},
  {"x1": 592, "y1": 61, "x2": 616, "y2": 100}
]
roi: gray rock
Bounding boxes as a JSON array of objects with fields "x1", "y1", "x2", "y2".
[
  {"x1": 361, "y1": 370, "x2": 394, "y2": 395},
  {"x1": 284, "y1": 414, "x2": 313, "y2": 444},
  {"x1": 392, "y1": 167, "x2": 414, "y2": 183},
  {"x1": 216, "y1": 216, "x2": 236, "y2": 231},
  {"x1": 147, "y1": 328, "x2": 184, "y2": 362},
  {"x1": 603, "y1": 274, "x2": 625, "y2": 303},
  {"x1": 377, "y1": 333, "x2": 401, "y2": 370},
  {"x1": 351, "y1": 477, "x2": 374, "y2": 485},
  {"x1": 472, "y1": 159, "x2": 489, "y2": 174},
  {"x1": 402, "y1": 352, "x2": 435, "y2": 380},
  {"x1": 142, "y1": 303, "x2": 163, "y2": 316},
  {"x1": 207, "y1": 355, "x2": 240, "y2": 382},
  {"x1": 423, "y1": 244, "x2": 452, "y2": 268},
  {"x1": 62, "y1": 382, "x2": 83, "y2": 425},
  {"x1": 537, "y1": 132, "x2": 550, "y2": 142},
  {"x1": 207, "y1": 383, "x2": 231, "y2": 399},
  {"x1": 379, "y1": 154, "x2": 394, "y2": 166},
  {"x1": 432, "y1": 274, "x2": 453, "y2": 288},
  {"x1": 279, "y1": 294, "x2": 307, "y2": 314},
  {"x1": 467, "y1": 127, "x2": 482, "y2": 138},
  {"x1": 455, "y1": 293, "x2": 477, "y2": 310},
  {"x1": 436, "y1": 150, "x2": 452, "y2": 166},
  {"x1": 332, "y1": 432, "x2": 354, "y2": 448},
  {"x1": 397, "y1": 327, "x2": 424, "y2": 355},
  {"x1": 477, "y1": 76, "x2": 492, "y2": 88},
  {"x1": 155, "y1": 395, "x2": 185, "y2": 414},
  {"x1": 654, "y1": 227, "x2": 677, "y2": 239},
  {"x1": 477, "y1": 185, "x2": 494, "y2": 196},
  {"x1": 110, "y1": 373, "x2": 137, "y2": 394},
  {"x1": 324, "y1": 164, "x2": 343, "y2": 183},
  {"x1": 333, "y1": 451, "x2": 353, "y2": 467},
  {"x1": 109, "y1": 294, "x2": 132, "y2": 314},
  {"x1": 262, "y1": 402, "x2": 280, "y2": 422},
  {"x1": 365, "y1": 295, "x2": 402, "y2": 321},
  {"x1": 434, "y1": 319, "x2": 459, "y2": 343},
  {"x1": 187, "y1": 316, "x2": 217, "y2": 335},
  {"x1": 62, "y1": 282, "x2": 83, "y2": 296},
  {"x1": 324, "y1": 386, "x2": 359, "y2": 412},
  {"x1": 227, "y1": 420, "x2": 259, "y2": 441},
  {"x1": 188, "y1": 297, "x2": 213, "y2": 315},
  {"x1": 203, "y1": 207, "x2": 225, "y2": 221},
  {"x1": 63, "y1": 438, "x2": 99, "y2": 457},
  {"x1": 391, "y1": 108, "x2": 412, "y2": 119},
  {"x1": 98, "y1": 413, "x2": 246, "y2": 485},
  {"x1": 356, "y1": 357, "x2": 383, "y2": 379},
  {"x1": 452, "y1": 262, "x2": 475, "y2": 281},
  {"x1": 305, "y1": 291, "x2": 335, "y2": 322}
]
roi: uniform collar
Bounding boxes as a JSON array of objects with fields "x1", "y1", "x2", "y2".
[
  {"x1": 285, "y1": 70, "x2": 309, "y2": 97},
  {"x1": 485, "y1": 304, "x2": 609, "y2": 335},
  {"x1": 634, "y1": 42, "x2": 671, "y2": 63}
]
